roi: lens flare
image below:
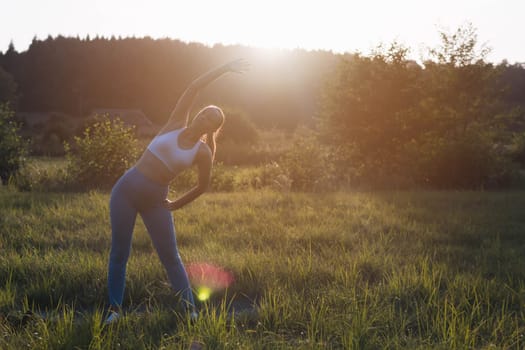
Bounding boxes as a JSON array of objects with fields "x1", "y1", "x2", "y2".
[
  {"x1": 187, "y1": 262, "x2": 234, "y2": 301},
  {"x1": 196, "y1": 286, "x2": 212, "y2": 301}
]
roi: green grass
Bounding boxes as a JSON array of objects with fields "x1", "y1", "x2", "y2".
[{"x1": 1, "y1": 186, "x2": 524, "y2": 349}]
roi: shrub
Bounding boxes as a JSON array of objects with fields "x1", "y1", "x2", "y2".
[
  {"x1": 509, "y1": 131, "x2": 525, "y2": 167},
  {"x1": 280, "y1": 128, "x2": 335, "y2": 191},
  {"x1": 253, "y1": 162, "x2": 291, "y2": 191},
  {"x1": 13, "y1": 159, "x2": 69, "y2": 192},
  {"x1": 64, "y1": 115, "x2": 139, "y2": 189},
  {"x1": 214, "y1": 109, "x2": 260, "y2": 165},
  {"x1": 169, "y1": 163, "x2": 236, "y2": 193},
  {"x1": 210, "y1": 162, "x2": 235, "y2": 192},
  {"x1": 170, "y1": 162, "x2": 293, "y2": 193},
  {"x1": 0, "y1": 66, "x2": 17, "y2": 106},
  {"x1": 215, "y1": 140, "x2": 258, "y2": 165},
  {"x1": 0, "y1": 104, "x2": 26, "y2": 185},
  {"x1": 169, "y1": 168, "x2": 198, "y2": 192},
  {"x1": 219, "y1": 108, "x2": 259, "y2": 145},
  {"x1": 31, "y1": 113, "x2": 76, "y2": 156},
  {"x1": 407, "y1": 131, "x2": 518, "y2": 189}
]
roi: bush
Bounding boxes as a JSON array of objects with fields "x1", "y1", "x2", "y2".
[
  {"x1": 215, "y1": 140, "x2": 258, "y2": 165},
  {"x1": 407, "y1": 132, "x2": 518, "y2": 189},
  {"x1": 31, "y1": 112, "x2": 77, "y2": 156},
  {"x1": 280, "y1": 128, "x2": 335, "y2": 191},
  {"x1": 0, "y1": 67, "x2": 17, "y2": 106},
  {"x1": 169, "y1": 163, "x2": 236, "y2": 193},
  {"x1": 64, "y1": 115, "x2": 139, "y2": 189},
  {"x1": 251, "y1": 162, "x2": 291, "y2": 191},
  {"x1": 210, "y1": 162, "x2": 236, "y2": 192},
  {"x1": 169, "y1": 162, "x2": 293, "y2": 193},
  {"x1": 0, "y1": 104, "x2": 26, "y2": 185},
  {"x1": 169, "y1": 168, "x2": 198, "y2": 192},
  {"x1": 509, "y1": 131, "x2": 525, "y2": 167},
  {"x1": 214, "y1": 109, "x2": 260, "y2": 165},
  {"x1": 13, "y1": 159, "x2": 69, "y2": 192},
  {"x1": 219, "y1": 108, "x2": 259, "y2": 145}
]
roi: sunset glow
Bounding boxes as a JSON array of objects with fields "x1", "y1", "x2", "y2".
[{"x1": 2, "y1": 0, "x2": 524, "y2": 63}]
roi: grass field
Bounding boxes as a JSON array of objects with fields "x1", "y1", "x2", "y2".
[{"x1": 1, "y1": 185, "x2": 524, "y2": 349}]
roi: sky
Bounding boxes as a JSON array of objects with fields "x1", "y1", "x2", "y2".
[{"x1": 2, "y1": 0, "x2": 524, "y2": 63}]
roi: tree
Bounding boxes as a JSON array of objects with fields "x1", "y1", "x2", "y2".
[
  {"x1": 320, "y1": 43, "x2": 423, "y2": 186},
  {"x1": 0, "y1": 66, "x2": 17, "y2": 107},
  {"x1": 409, "y1": 24, "x2": 515, "y2": 188},
  {"x1": 320, "y1": 24, "x2": 515, "y2": 188},
  {"x1": 420, "y1": 23, "x2": 501, "y2": 139},
  {"x1": 0, "y1": 104, "x2": 26, "y2": 184}
]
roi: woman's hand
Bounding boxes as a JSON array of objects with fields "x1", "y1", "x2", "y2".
[
  {"x1": 163, "y1": 199, "x2": 178, "y2": 211},
  {"x1": 226, "y1": 58, "x2": 250, "y2": 74}
]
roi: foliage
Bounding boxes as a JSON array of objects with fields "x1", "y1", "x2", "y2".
[
  {"x1": 170, "y1": 162, "x2": 238, "y2": 193},
  {"x1": 30, "y1": 112, "x2": 78, "y2": 156},
  {"x1": 427, "y1": 23, "x2": 491, "y2": 67},
  {"x1": 320, "y1": 25, "x2": 520, "y2": 189},
  {"x1": 12, "y1": 157, "x2": 69, "y2": 192},
  {"x1": 252, "y1": 162, "x2": 291, "y2": 191},
  {"x1": 510, "y1": 130, "x2": 525, "y2": 166},
  {"x1": 215, "y1": 141, "x2": 258, "y2": 165},
  {"x1": 0, "y1": 66, "x2": 17, "y2": 106},
  {"x1": 410, "y1": 24, "x2": 514, "y2": 188},
  {"x1": 405, "y1": 130, "x2": 517, "y2": 188},
  {"x1": 212, "y1": 108, "x2": 261, "y2": 165},
  {"x1": 169, "y1": 168, "x2": 198, "y2": 193},
  {"x1": 216, "y1": 129, "x2": 290, "y2": 166},
  {"x1": 218, "y1": 108, "x2": 259, "y2": 145},
  {"x1": 209, "y1": 162, "x2": 236, "y2": 192},
  {"x1": 0, "y1": 104, "x2": 26, "y2": 185},
  {"x1": 2, "y1": 28, "x2": 525, "y2": 189},
  {"x1": 64, "y1": 115, "x2": 139, "y2": 189},
  {"x1": 170, "y1": 162, "x2": 291, "y2": 193},
  {"x1": 280, "y1": 127, "x2": 336, "y2": 191},
  {"x1": 320, "y1": 42, "x2": 423, "y2": 187},
  {"x1": 0, "y1": 36, "x2": 338, "y2": 129}
]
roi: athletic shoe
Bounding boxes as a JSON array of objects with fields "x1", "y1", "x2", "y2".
[{"x1": 104, "y1": 311, "x2": 121, "y2": 325}]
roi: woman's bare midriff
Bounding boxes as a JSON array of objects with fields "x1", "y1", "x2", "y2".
[{"x1": 134, "y1": 150, "x2": 175, "y2": 186}]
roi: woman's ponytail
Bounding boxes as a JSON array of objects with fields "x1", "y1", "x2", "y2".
[
  {"x1": 199, "y1": 105, "x2": 224, "y2": 162},
  {"x1": 206, "y1": 131, "x2": 217, "y2": 162}
]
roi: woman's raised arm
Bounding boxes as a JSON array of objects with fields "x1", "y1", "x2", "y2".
[{"x1": 163, "y1": 59, "x2": 249, "y2": 132}]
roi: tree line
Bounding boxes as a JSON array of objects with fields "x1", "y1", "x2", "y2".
[
  {"x1": 0, "y1": 35, "x2": 338, "y2": 130},
  {"x1": 318, "y1": 25, "x2": 525, "y2": 189},
  {"x1": 1, "y1": 25, "x2": 525, "y2": 189}
]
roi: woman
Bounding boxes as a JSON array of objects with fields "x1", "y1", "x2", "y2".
[{"x1": 106, "y1": 59, "x2": 249, "y2": 324}]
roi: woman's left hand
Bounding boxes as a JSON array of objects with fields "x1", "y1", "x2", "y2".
[{"x1": 163, "y1": 199, "x2": 177, "y2": 211}]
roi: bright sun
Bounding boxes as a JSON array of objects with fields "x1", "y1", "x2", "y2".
[{"x1": 163, "y1": 0, "x2": 357, "y2": 54}]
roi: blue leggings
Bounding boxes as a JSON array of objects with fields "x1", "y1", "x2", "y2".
[{"x1": 108, "y1": 167, "x2": 195, "y2": 310}]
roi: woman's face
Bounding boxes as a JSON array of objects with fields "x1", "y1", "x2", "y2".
[{"x1": 193, "y1": 108, "x2": 223, "y2": 134}]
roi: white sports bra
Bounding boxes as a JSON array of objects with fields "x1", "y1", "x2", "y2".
[{"x1": 146, "y1": 128, "x2": 203, "y2": 174}]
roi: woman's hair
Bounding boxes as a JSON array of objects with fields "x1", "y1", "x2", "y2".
[{"x1": 200, "y1": 105, "x2": 225, "y2": 161}]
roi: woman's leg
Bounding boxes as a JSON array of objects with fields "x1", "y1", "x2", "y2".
[
  {"x1": 108, "y1": 186, "x2": 137, "y2": 307},
  {"x1": 140, "y1": 206, "x2": 195, "y2": 310}
]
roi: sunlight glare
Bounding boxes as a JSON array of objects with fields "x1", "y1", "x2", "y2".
[
  {"x1": 186, "y1": 262, "x2": 234, "y2": 301},
  {"x1": 197, "y1": 286, "x2": 212, "y2": 301}
]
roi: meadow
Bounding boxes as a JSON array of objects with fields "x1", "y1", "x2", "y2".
[{"x1": 1, "y1": 177, "x2": 524, "y2": 349}]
